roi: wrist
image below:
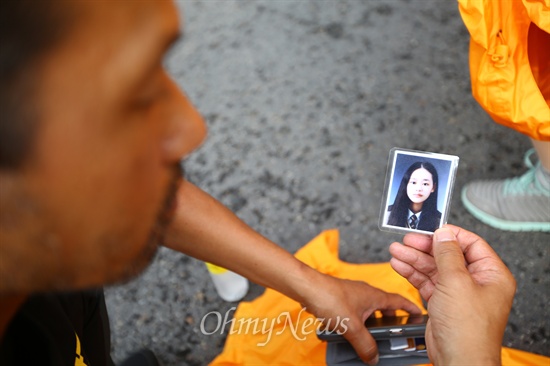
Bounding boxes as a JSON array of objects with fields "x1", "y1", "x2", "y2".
[
  {"x1": 438, "y1": 354, "x2": 501, "y2": 366},
  {"x1": 435, "y1": 342, "x2": 501, "y2": 366},
  {"x1": 286, "y1": 260, "x2": 324, "y2": 307}
]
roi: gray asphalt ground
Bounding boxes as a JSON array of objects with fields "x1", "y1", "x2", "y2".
[{"x1": 104, "y1": 1, "x2": 550, "y2": 365}]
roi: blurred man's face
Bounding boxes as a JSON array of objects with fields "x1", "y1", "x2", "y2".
[{"x1": 0, "y1": 0, "x2": 206, "y2": 291}]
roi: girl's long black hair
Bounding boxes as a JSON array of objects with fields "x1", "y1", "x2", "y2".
[{"x1": 387, "y1": 161, "x2": 439, "y2": 227}]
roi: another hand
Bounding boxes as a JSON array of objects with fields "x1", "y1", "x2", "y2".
[
  {"x1": 167, "y1": 182, "x2": 420, "y2": 365},
  {"x1": 389, "y1": 225, "x2": 516, "y2": 365},
  {"x1": 303, "y1": 273, "x2": 422, "y2": 365}
]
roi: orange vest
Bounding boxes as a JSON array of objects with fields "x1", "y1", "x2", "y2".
[
  {"x1": 210, "y1": 230, "x2": 550, "y2": 365},
  {"x1": 458, "y1": 0, "x2": 550, "y2": 141}
]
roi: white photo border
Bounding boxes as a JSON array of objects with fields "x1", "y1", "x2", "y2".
[{"x1": 379, "y1": 148, "x2": 460, "y2": 236}]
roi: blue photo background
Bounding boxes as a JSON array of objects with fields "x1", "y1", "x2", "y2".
[{"x1": 387, "y1": 153, "x2": 453, "y2": 214}]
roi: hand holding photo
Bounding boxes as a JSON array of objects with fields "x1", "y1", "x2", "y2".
[{"x1": 379, "y1": 148, "x2": 459, "y2": 235}]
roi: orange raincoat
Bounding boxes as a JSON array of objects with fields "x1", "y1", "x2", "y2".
[{"x1": 458, "y1": 0, "x2": 550, "y2": 140}]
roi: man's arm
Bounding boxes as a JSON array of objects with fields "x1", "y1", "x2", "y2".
[
  {"x1": 164, "y1": 180, "x2": 314, "y2": 300},
  {"x1": 164, "y1": 180, "x2": 421, "y2": 365}
]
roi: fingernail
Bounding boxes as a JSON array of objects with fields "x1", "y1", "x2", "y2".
[
  {"x1": 435, "y1": 228, "x2": 456, "y2": 242},
  {"x1": 367, "y1": 354, "x2": 379, "y2": 366}
]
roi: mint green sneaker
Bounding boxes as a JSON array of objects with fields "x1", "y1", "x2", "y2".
[{"x1": 461, "y1": 149, "x2": 550, "y2": 232}]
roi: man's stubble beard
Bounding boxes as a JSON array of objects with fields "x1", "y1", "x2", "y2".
[
  {"x1": 115, "y1": 163, "x2": 184, "y2": 283},
  {"x1": 0, "y1": 164, "x2": 184, "y2": 292}
]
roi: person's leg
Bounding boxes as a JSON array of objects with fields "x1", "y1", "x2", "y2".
[
  {"x1": 461, "y1": 143, "x2": 550, "y2": 232},
  {"x1": 460, "y1": 17, "x2": 550, "y2": 231},
  {"x1": 531, "y1": 139, "x2": 550, "y2": 171}
]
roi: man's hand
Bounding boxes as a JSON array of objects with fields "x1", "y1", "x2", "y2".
[
  {"x1": 302, "y1": 272, "x2": 422, "y2": 365},
  {"x1": 166, "y1": 181, "x2": 421, "y2": 365},
  {"x1": 389, "y1": 225, "x2": 516, "y2": 365}
]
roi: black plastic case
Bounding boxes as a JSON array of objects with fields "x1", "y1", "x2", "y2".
[{"x1": 318, "y1": 315, "x2": 430, "y2": 365}]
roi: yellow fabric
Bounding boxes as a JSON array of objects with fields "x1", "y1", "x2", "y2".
[
  {"x1": 458, "y1": 0, "x2": 550, "y2": 140},
  {"x1": 74, "y1": 333, "x2": 88, "y2": 366},
  {"x1": 500, "y1": 347, "x2": 550, "y2": 366},
  {"x1": 209, "y1": 229, "x2": 550, "y2": 365}
]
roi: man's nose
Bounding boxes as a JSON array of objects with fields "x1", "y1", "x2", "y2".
[{"x1": 161, "y1": 77, "x2": 207, "y2": 163}]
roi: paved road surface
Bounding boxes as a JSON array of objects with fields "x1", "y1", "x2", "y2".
[{"x1": 105, "y1": 1, "x2": 550, "y2": 364}]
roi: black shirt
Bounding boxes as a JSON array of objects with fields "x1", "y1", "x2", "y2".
[{"x1": 1, "y1": 290, "x2": 114, "y2": 366}]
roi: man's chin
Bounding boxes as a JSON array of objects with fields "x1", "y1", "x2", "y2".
[
  {"x1": 108, "y1": 238, "x2": 160, "y2": 286},
  {"x1": 107, "y1": 164, "x2": 183, "y2": 286}
]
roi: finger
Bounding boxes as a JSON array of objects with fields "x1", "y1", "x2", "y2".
[
  {"x1": 402, "y1": 232, "x2": 434, "y2": 254},
  {"x1": 444, "y1": 224, "x2": 494, "y2": 261},
  {"x1": 389, "y1": 242, "x2": 438, "y2": 276},
  {"x1": 343, "y1": 319, "x2": 380, "y2": 365},
  {"x1": 437, "y1": 227, "x2": 517, "y2": 301},
  {"x1": 390, "y1": 258, "x2": 436, "y2": 301},
  {"x1": 454, "y1": 231, "x2": 500, "y2": 267},
  {"x1": 432, "y1": 228, "x2": 469, "y2": 276},
  {"x1": 442, "y1": 226, "x2": 505, "y2": 279},
  {"x1": 380, "y1": 309, "x2": 397, "y2": 317},
  {"x1": 378, "y1": 292, "x2": 423, "y2": 315},
  {"x1": 389, "y1": 256, "x2": 416, "y2": 278}
]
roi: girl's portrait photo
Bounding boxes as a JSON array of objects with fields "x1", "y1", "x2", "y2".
[{"x1": 380, "y1": 149, "x2": 459, "y2": 235}]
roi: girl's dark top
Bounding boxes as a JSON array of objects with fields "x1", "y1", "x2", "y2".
[{"x1": 387, "y1": 205, "x2": 442, "y2": 232}]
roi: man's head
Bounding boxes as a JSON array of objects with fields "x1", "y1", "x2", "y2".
[{"x1": 0, "y1": 0, "x2": 206, "y2": 292}]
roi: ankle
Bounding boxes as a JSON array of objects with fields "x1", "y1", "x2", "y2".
[{"x1": 536, "y1": 164, "x2": 550, "y2": 190}]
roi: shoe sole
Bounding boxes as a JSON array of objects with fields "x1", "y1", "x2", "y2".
[{"x1": 461, "y1": 187, "x2": 550, "y2": 232}]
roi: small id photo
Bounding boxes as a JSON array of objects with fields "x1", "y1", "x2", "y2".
[{"x1": 380, "y1": 148, "x2": 459, "y2": 235}]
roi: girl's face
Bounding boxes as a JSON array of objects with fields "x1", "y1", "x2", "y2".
[{"x1": 407, "y1": 168, "x2": 435, "y2": 204}]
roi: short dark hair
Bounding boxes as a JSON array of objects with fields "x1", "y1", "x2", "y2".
[{"x1": 0, "y1": 0, "x2": 74, "y2": 169}]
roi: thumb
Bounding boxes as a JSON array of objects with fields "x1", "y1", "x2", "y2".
[
  {"x1": 344, "y1": 322, "x2": 379, "y2": 365},
  {"x1": 433, "y1": 228, "x2": 468, "y2": 275}
]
